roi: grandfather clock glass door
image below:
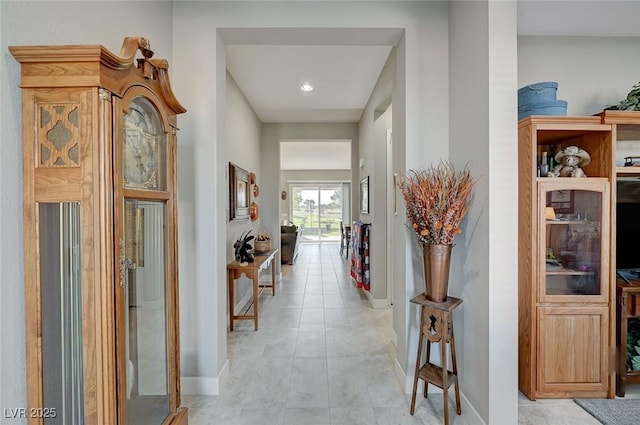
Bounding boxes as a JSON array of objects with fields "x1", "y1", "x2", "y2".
[{"x1": 115, "y1": 91, "x2": 173, "y2": 424}]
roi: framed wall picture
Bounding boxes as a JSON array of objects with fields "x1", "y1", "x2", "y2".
[
  {"x1": 360, "y1": 176, "x2": 369, "y2": 214},
  {"x1": 229, "y1": 162, "x2": 251, "y2": 221},
  {"x1": 547, "y1": 189, "x2": 574, "y2": 214}
]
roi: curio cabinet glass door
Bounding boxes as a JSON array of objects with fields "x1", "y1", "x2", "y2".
[{"x1": 538, "y1": 180, "x2": 610, "y2": 303}]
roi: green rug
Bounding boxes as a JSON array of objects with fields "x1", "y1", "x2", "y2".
[{"x1": 574, "y1": 399, "x2": 640, "y2": 425}]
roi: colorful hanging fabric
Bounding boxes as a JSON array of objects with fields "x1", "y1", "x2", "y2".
[{"x1": 350, "y1": 221, "x2": 370, "y2": 290}]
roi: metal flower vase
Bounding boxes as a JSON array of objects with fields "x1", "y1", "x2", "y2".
[{"x1": 422, "y1": 243, "x2": 453, "y2": 302}]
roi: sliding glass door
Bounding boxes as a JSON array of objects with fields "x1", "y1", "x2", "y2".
[{"x1": 291, "y1": 185, "x2": 343, "y2": 242}]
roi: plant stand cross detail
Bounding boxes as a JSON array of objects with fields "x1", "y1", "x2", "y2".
[{"x1": 410, "y1": 294, "x2": 462, "y2": 425}]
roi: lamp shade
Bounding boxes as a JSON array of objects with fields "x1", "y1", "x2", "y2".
[{"x1": 545, "y1": 207, "x2": 556, "y2": 220}]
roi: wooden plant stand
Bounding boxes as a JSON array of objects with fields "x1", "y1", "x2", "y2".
[{"x1": 410, "y1": 294, "x2": 462, "y2": 425}]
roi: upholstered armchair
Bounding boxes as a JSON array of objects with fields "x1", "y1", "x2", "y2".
[{"x1": 280, "y1": 224, "x2": 301, "y2": 264}]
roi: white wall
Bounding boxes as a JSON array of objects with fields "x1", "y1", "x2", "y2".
[
  {"x1": 449, "y1": 1, "x2": 518, "y2": 423},
  {"x1": 518, "y1": 36, "x2": 640, "y2": 166},
  {"x1": 487, "y1": 2, "x2": 519, "y2": 422},
  {"x1": 358, "y1": 48, "x2": 394, "y2": 301},
  {"x1": 449, "y1": 1, "x2": 490, "y2": 419},
  {"x1": 0, "y1": 1, "x2": 173, "y2": 417},
  {"x1": 224, "y1": 72, "x2": 263, "y2": 334},
  {"x1": 518, "y1": 36, "x2": 640, "y2": 116},
  {"x1": 518, "y1": 1, "x2": 640, "y2": 38}
]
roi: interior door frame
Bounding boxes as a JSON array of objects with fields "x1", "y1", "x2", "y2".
[{"x1": 386, "y1": 129, "x2": 394, "y2": 309}]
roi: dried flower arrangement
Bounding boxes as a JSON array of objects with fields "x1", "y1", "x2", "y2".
[{"x1": 399, "y1": 161, "x2": 476, "y2": 245}]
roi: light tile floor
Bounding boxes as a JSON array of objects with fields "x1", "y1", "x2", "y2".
[
  {"x1": 184, "y1": 243, "x2": 640, "y2": 425},
  {"x1": 518, "y1": 382, "x2": 640, "y2": 425}
]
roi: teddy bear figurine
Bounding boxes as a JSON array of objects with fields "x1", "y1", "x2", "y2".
[{"x1": 547, "y1": 145, "x2": 591, "y2": 178}]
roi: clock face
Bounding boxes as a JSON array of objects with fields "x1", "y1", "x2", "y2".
[
  {"x1": 123, "y1": 98, "x2": 162, "y2": 189},
  {"x1": 124, "y1": 129, "x2": 156, "y2": 187}
]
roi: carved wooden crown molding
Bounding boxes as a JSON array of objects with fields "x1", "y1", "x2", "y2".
[{"x1": 10, "y1": 37, "x2": 186, "y2": 114}]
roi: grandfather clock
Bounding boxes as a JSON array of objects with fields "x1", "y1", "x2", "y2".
[{"x1": 10, "y1": 37, "x2": 188, "y2": 424}]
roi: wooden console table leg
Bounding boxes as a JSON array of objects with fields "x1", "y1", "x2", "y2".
[
  {"x1": 228, "y1": 271, "x2": 235, "y2": 331},
  {"x1": 252, "y1": 270, "x2": 259, "y2": 330},
  {"x1": 410, "y1": 316, "x2": 425, "y2": 415},
  {"x1": 271, "y1": 258, "x2": 276, "y2": 296}
]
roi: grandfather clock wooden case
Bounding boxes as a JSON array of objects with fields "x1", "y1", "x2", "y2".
[{"x1": 10, "y1": 38, "x2": 188, "y2": 424}]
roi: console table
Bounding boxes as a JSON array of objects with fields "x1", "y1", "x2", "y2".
[
  {"x1": 410, "y1": 294, "x2": 462, "y2": 425},
  {"x1": 227, "y1": 249, "x2": 278, "y2": 331},
  {"x1": 616, "y1": 274, "x2": 640, "y2": 396}
]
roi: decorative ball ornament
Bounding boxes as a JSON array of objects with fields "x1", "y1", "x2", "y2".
[{"x1": 250, "y1": 202, "x2": 259, "y2": 221}]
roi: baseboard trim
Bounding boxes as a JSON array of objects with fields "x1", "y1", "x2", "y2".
[
  {"x1": 393, "y1": 357, "x2": 408, "y2": 392},
  {"x1": 180, "y1": 359, "x2": 229, "y2": 396},
  {"x1": 395, "y1": 357, "x2": 435, "y2": 394},
  {"x1": 459, "y1": 391, "x2": 485, "y2": 425},
  {"x1": 364, "y1": 289, "x2": 390, "y2": 309}
]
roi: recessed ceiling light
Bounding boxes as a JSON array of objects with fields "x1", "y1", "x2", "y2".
[{"x1": 300, "y1": 82, "x2": 314, "y2": 92}]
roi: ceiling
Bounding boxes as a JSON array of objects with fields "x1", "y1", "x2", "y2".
[
  {"x1": 222, "y1": 28, "x2": 402, "y2": 124},
  {"x1": 223, "y1": 2, "x2": 640, "y2": 125},
  {"x1": 226, "y1": 44, "x2": 392, "y2": 123}
]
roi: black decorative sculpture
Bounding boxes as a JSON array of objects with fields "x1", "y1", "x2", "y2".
[{"x1": 234, "y1": 230, "x2": 255, "y2": 264}]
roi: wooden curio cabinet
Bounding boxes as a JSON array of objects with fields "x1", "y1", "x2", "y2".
[
  {"x1": 10, "y1": 37, "x2": 188, "y2": 424},
  {"x1": 518, "y1": 116, "x2": 615, "y2": 399}
]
